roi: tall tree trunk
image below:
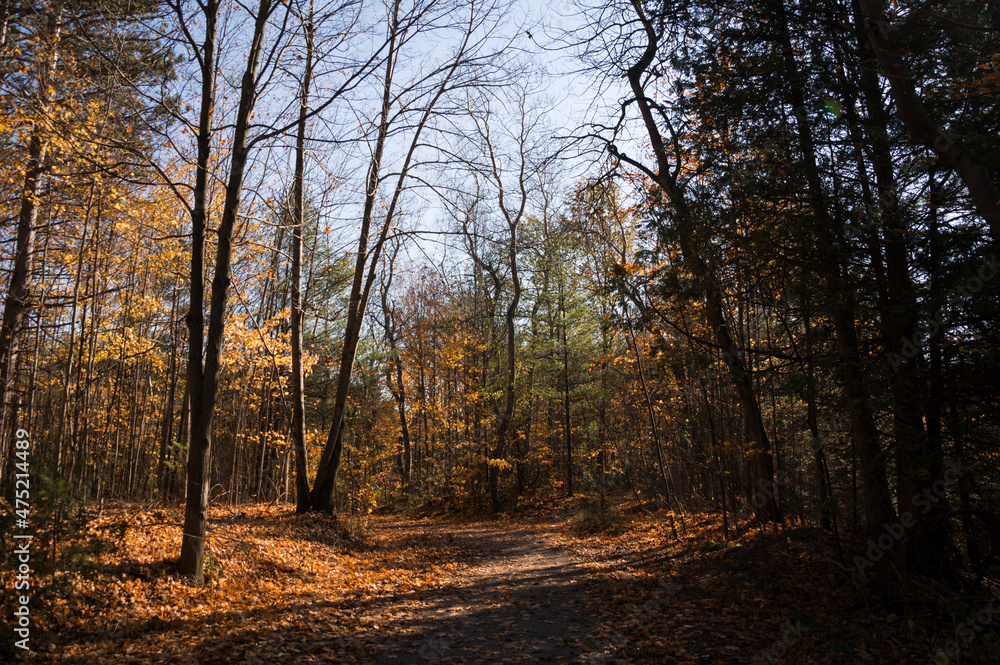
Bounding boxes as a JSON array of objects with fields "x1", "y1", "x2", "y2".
[
  {"x1": 624, "y1": 307, "x2": 669, "y2": 500},
  {"x1": 614, "y1": 0, "x2": 781, "y2": 522},
  {"x1": 310, "y1": 1, "x2": 402, "y2": 513},
  {"x1": 0, "y1": 3, "x2": 63, "y2": 484},
  {"x1": 776, "y1": 0, "x2": 895, "y2": 533},
  {"x1": 561, "y1": 300, "x2": 573, "y2": 497},
  {"x1": 381, "y1": 284, "x2": 412, "y2": 491},
  {"x1": 290, "y1": 0, "x2": 315, "y2": 513},
  {"x1": 58, "y1": 181, "x2": 97, "y2": 475},
  {"x1": 158, "y1": 285, "x2": 180, "y2": 500},
  {"x1": 852, "y1": 0, "x2": 953, "y2": 578},
  {"x1": 800, "y1": 305, "x2": 832, "y2": 530},
  {"x1": 489, "y1": 248, "x2": 520, "y2": 513},
  {"x1": 178, "y1": 0, "x2": 218, "y2": 582},
  {"x1": 484, "y1": 167, "x2": 524, "y2": 514},
  {"x1": 310, "y1": 0, "x2": 469, "y2": 512},
  {"x1": 180, "y1": 0, "x2": 273, "y2": 583},
  {"x1": 562, "y1": 298, "x2": 572, "y2": 498}
]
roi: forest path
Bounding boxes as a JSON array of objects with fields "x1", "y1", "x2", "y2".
[
  {"x1": 30, "y1": 506, "x2": 631, "y2": 665},
  {"x1": 367, "y1": 518, "x2": 617, "y2": 664},
  {"x1": 29, "y1": 505, "x2": 998, "y2": 665}
]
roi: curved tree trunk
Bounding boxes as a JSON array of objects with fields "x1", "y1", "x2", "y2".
[
  {"x1": 858, "y1": 0, "x2": 1000, "y2": 243},
  {"x1": 611, "y1": 0, "x2": 781, "y2": 523}
]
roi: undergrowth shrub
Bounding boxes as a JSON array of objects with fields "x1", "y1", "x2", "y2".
[
  {"x1": 571, "y1": 505, "x2": 631, "y2": 535},
  {"x1": 2, "y1": 466, "x2": 116, "y2": 658}
]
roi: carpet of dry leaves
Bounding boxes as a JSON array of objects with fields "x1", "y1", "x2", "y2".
[
  {"x1": 552, "y1": 506, "x2": 1000, "y2": 664},
  {"x1": 3, "y1": 500, "x2": 998, "y2": 664}
]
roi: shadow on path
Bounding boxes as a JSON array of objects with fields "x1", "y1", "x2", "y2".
[
  {"x1": 368, "y1": 521, "x2": 616, "y2": 664},
  {"x1": 36, "y1": 519, "x2": 620, "y2": 665}
]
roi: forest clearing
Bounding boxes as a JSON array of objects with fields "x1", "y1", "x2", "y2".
[{"x1": 2, "y1": 0, "x2": 999, "y2": 662}]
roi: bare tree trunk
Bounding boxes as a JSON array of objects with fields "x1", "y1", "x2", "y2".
[
  {"x1": 57, "y1": 181, "x2": 97, "y2": 475},
  {"x1": 623, "y1": 307, "x2": 669, "y2": 500},
  {"x1": 310, "y1": 0, "x2": 402, "y2": 513},
  {"x1": 0, "y1": 130, "x2": 45, "y2": 468},
  {"x1": 490, "y1": 247, "x2": 519, "y2": 513},
  {"x1": 180, "y1": 0, "x2": 275, "y2": 583},
  {"x1": 562, "y1": 292, "x2": 572, "y2": 498},
  {"x1": 380, "y1": 245, "x2": 412, "y2": 491},
  {"x1": 158, "y1": 285, "x2": 180, "y2": 500},
  {"x1": 800, "y1": 304, "x2": 832, "y2": 530},
  {"x1": 178, "y1": 0, "x2": 218, "y2": 582},
  {"x1": 310, "y1": 0, "x2": 473, "y2": 512},
  {"x1": 290, "y1": 0, "x2": 315, "y2": 513},
  {"x1": 611, "y1": 0, "x2": 780, "y2": 523}
]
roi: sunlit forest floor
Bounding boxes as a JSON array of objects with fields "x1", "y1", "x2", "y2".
[{"x1": 5, "y1": 499, "x2": 998, "y2": 664}]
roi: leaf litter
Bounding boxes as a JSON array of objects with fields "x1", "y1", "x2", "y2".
[{"x1": 9, "y1": 502, "x2": 999, "y2": 664}]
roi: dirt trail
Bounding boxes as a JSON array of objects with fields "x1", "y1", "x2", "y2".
[
  {"x1": 369, "y1": 520, "x2": 617, "y2": 664},
  {"x1": 26, "y1": 509, "x2": 626, "y2": 665}
]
